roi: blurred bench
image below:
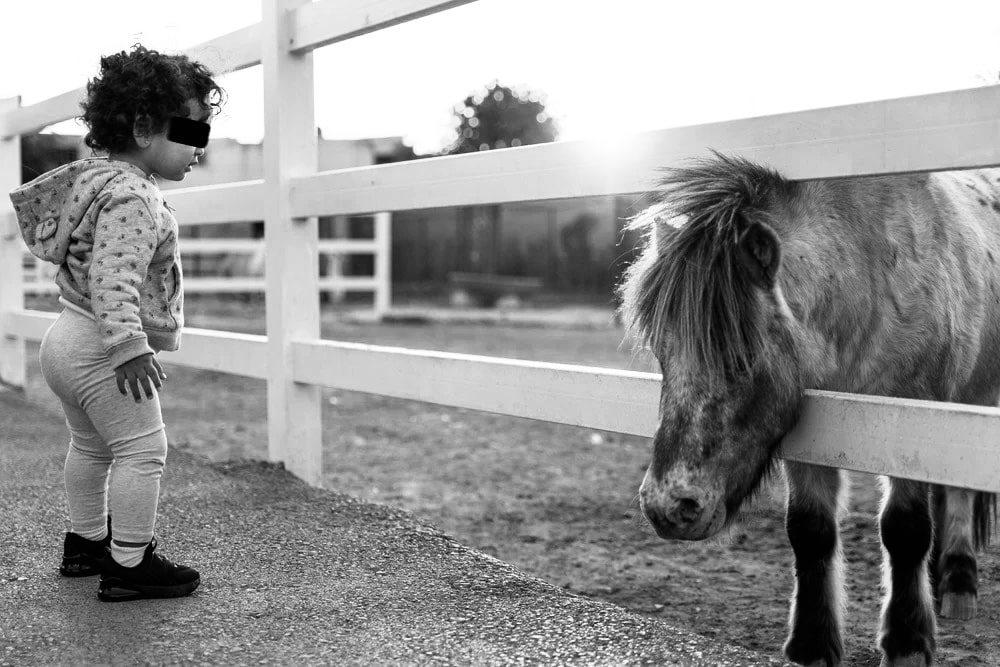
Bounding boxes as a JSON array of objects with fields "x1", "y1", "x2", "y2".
[{"x1": 447, "y1": 272, "x2": 543, "y2": 308}]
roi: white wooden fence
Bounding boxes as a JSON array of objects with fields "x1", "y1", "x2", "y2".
[{"x1": 2, "y1": 0, "x2": 1000, "y2": 491}]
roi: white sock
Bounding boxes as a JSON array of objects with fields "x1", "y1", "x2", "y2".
[
  {"x1": 111, "y1": 541, "x2": 147, "y2": 568},
  {"x1": 76, "y1": 525, "x2": 108, "y2": 542}
]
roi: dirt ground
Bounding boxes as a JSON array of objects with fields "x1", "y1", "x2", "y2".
[{"x1": 19, "y1": 299, "x2": 1000, "y2": 666}]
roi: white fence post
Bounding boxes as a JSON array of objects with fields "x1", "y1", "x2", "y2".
[
  {"x1": 0, "y1": 97, "x2": 25, "y2": 390},
  {"x1": 330, "y1": 215, "x2": 346, "y2": 304},
  {"x1": 262, "y1": 0, "x2": 323, "y2": 485},
  {"x1": 374, "y1": 211, "x2": 392, "y2": 317}
]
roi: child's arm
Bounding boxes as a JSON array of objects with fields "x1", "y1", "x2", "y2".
[{"x1": 90, "y1": 190, "x2": 163, "y2": 400}]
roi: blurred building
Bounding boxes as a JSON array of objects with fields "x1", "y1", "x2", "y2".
[
  {"x1": 392, "y1": 197, "x2": 640, "y2": 300},
  {"x1": 20, "y1": 134, "x2": 87, "y2": 183}
]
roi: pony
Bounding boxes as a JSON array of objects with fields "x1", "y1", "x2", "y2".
[{"x1": 618, "y1": 152, "x2": 1000, "y2": 667}]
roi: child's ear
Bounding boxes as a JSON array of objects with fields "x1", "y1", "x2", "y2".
[
  {"x1": 132, "y1": 114, "x2": 153, "y2": 148},
  {"x1": 736, "y1": 220, "x2": 782, "y2": 288}
]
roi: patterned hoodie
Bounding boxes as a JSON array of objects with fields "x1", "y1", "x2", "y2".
[{"x1": 9, "y1": 157, "x2": 183, "y2": 369}]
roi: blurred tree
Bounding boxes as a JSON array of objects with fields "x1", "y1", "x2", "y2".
[
  {"x1": 446, "y1": 82, "x2": 557, "y2": 155},
  {"x1": 447, "y1": 82, "x2": 557, "y2": 277}
]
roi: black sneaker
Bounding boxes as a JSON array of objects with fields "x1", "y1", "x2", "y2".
[
  {"x1": 60, "y1": 516, "x2": 112, "y2": 577},
  {"x1": 97, "y1": 538, "x2": 200, "y2": 602}
]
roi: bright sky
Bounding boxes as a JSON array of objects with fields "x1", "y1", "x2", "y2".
[{"x1": 2, "y1": 0, "x2": 999, "y2": 155}]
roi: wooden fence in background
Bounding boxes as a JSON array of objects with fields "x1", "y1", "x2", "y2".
[
  {"x1": 21, "y1": 223, "x2": 391, "y2": 308},
  {"x1": 2, "y1": 0, "x2": 1000, "y2": 490}
]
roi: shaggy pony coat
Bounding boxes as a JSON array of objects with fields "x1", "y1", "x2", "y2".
[{"x1": 619, "y1": 153, "x2": 999, "y2": 666}]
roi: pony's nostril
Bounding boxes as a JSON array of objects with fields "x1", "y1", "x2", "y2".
[{"x1": 672, "y1": 496, "x2": 703, "y2": 524}]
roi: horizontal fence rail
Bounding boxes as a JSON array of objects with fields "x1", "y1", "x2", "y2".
[
  {"x1": 0, "y1": 25, "x2": 262, "y2": 139},
  {"x1": 5, "y1": 306, "x2": 1000, "y2": 493},
  {"x1": 3, "y1": 311, "x2": 266, "y2": 378},
  {"x1": 288, "y1": 85, "x2": 1000, "y2": 216},
  {"x1": 165, "y1": 181, "x2": 266, "y2": 226},
  {"x1": 178, "y1": 238, "x2": 381, "y2": 253},
  {"x1": 181, "y1": 276, "x2": 381, "y2": 294},
  {"x1": 1, "y1": 0, "x2": 999, "y2": 491},
  {"x1": 290, "y1": 340, "x2": 1000, "y2": 494},
  {"x1": 290, "y1": 0, "x2": 479, "y2": 54}
]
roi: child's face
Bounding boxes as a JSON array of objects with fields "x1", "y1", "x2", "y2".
[{"x1": 142, "y1": 98, "x2": 212, "y2": 181}]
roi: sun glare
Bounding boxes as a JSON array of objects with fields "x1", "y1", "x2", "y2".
[{"x1": 566, "y1": 118, "x2": 648, "y2": 167}]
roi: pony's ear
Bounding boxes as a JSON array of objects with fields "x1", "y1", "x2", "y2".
[
  {"x1": 736, "y1": 220, "x2": 782, "y2": 288},
  {"x1": 653, "y1": 214, "x2": 682, "y2": 253}
]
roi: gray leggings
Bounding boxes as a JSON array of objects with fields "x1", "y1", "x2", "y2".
[{"x1": 39, "y1": 308, "x2": 167, "y2": 546}]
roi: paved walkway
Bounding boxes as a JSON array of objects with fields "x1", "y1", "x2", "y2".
[{"x1": 0, "y1": 388, "x2": 787, "y2": 666}]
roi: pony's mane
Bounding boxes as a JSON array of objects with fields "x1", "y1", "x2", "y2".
[{"x1": 618, "y1": 153, "x2": 796, "y2": 379}]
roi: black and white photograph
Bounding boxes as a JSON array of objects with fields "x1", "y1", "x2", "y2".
[{"x1": 2, "y1": 2, "x2": 999, "y2": 665}]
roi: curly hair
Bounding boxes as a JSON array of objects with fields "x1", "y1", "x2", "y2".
[{"x1": 81, "y1": 44, "x2": 226, "y2": 154}]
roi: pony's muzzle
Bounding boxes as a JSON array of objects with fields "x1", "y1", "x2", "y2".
[{"x1": 639, "y1": 467, "x2": 725, "y2": 540}]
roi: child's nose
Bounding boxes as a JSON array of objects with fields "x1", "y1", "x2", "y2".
[{"x1": 194, "y1": 147, "x2": 206, "y2": 157}]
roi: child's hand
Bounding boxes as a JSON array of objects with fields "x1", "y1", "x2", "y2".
[{"x1": 115, "y1": 354, "x2": 168, "y2": 402}]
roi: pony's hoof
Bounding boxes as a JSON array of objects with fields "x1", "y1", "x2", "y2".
[
  {"x1": 940, "y1": 592, "x2": 977, "y2": 620},
  {"x1": 784, "y1": 635, "x2": 841, "y2": 667},
  {"x1": 879, "y1": 655, "x2": 928, "y2": 667}
]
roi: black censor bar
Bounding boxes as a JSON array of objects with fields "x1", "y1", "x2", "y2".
[{"x1": 167, "y1": 117, "x2": 211, "y2": 148}]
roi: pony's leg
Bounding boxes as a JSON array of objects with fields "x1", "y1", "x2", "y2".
[
  {"x1": 932, "y1": 484, "x2": 979, "y2": 619},
  {"x1": 878, "y1": 477, "x2": 935, "y2": 667},
  {"x1": 782, "y1": 462, "x2": 845, "y2": 667}
]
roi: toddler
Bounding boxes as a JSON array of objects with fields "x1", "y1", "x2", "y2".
[{"x1": 9, "y1": 45, "x2": 224, "y2": 601}]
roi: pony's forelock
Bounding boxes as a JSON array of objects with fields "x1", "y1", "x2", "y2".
[{"x1": 618, "y1": 153, "x2": 794, "y2": 380}]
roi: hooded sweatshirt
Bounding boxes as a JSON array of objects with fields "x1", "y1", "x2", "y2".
[{"x1": 10, "y1": 157, "x2": 183, "y2": 369}]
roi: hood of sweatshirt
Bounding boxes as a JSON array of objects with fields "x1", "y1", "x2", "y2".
[{"x1": 10, "y1": 157, "x2": 151, "y2": 264}]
